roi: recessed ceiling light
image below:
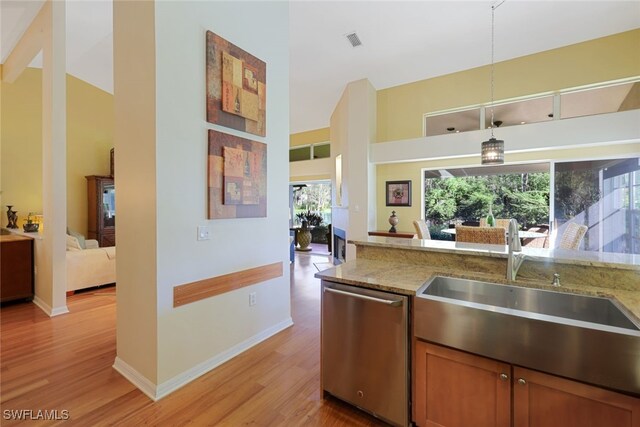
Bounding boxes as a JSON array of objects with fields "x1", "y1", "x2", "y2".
[
  {"x1": 520, "y1": 121, "x2": 526, "y2": 124},
  {"x1": 456, "y1": 130, "x2": 460, "y2": 133}
]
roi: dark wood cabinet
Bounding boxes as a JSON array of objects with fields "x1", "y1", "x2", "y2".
[
  {"x1": 86, "y1": 175, "x2": 115, "y2": 247},
  {"x1": 0, "y1": 234, "x2": 34, "y2": 303}
]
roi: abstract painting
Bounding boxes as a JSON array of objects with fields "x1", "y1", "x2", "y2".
[
  {"x1": 208, "y1": 129, "x2": 267, "y2": 219},
  {"x1": 206, "y1": 31, "x2": 266, "y2": 137}
]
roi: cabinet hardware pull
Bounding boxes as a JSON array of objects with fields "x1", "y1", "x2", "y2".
[
  {"x1": 323, "y1": 287, "x2": 403, "y2": 307},
  {"x1": 518, "y1": 378, "x2": 527, "y2": 385},
  {"x1": 499, "y1": 373, "x2": 509, "y2": 381}
]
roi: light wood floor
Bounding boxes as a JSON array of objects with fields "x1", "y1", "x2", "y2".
[{"x1": 0, "y1": 251, "x2": 385, "y2": 426}]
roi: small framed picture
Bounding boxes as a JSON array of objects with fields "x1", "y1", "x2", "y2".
[{"x1": 386, "y1": 180, "x2": 412, "y2": 207}]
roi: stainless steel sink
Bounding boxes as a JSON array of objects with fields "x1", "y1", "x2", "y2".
[
  {"x1": 421, "y1": 276, "x2": 639, "y2": 331},
  {"x1": 415, "y1": 276, "x2": 640, "y2": 395}
]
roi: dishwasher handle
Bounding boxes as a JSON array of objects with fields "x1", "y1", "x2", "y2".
[{"x1": 323, "y1": 287, "x2": 404, "y2": 307}]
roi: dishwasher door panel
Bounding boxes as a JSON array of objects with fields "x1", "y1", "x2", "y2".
[{"x1": 322, "y1": 281, "x2": 409, "y2": 426}]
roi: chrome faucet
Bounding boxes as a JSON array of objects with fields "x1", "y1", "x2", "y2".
[{"x1": 507, "y1": 219, "x2": 525, "y2": 282}]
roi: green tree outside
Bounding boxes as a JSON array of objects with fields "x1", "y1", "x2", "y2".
[{"x1": 424, "y1": 173, "x2": 550, "y2": 230}]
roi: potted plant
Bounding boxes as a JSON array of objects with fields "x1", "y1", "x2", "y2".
[{"x1": 23, "y1": 212, "x2": 39, "y2": 233}]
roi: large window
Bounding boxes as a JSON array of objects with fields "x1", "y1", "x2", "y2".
[
  {"x1": 554, "y1": 157, "x2": 640, "y2": 254},
  {"x1": 421, "y1": 157, "x2": 640, "y2": 255},
  {"x1": 423, "y1": 163, "x2": 550, "y2": 241}
]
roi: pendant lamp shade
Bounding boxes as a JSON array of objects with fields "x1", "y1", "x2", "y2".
[
  {"x1": 481, "y1": 137, "x2": 504, "y2": 165},
  {"x1": 481, "y1": 2, "x2": 506, "y2": 165}
]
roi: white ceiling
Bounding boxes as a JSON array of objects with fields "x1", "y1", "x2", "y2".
[
  {"x1": 1, "y1": 1, "x2": 639, "y2": 133},
  {"x1": 0, "y1": 0, "x2": 113, "y2": 93}
]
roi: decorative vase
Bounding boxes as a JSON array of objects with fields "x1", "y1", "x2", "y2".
[
  {"x1": 297, "y1": 220, "x2": 312, "y2": 252},
  {"x1": 6, "y1": 205, "x2": 18, "y2": 229},
  {"x1": 486, "y1": 203, "x2": 495, "y2": 227},
  {"x1": 388, "y1": 210, "x2": 399, "y2": 233}
]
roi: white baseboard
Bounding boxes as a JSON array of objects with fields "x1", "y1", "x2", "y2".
[
  {"x1": 155, "y1": 317, "x2": 294, "y2": 400},
  {"x1": 111, "y1": 317, "x2": 294, "y2": 401},
  {"x1": 32, "y1": 296, "x2": 69, "y2": 317},
  {"x1": 112, "y1": 357, "x2": 157, "y2": 401}
]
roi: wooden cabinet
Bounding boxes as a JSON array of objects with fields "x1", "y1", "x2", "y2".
[
  {"x1": 414, "y1": 341, "x2": 511, "y2": 427},
  {"x1": 415, "y1": 341, "x2": 640, "y2": 427},
  {"x1": 513, "y1": 367, "x2": 640, "y2": 427},
  {"x1": 86, "y1": 175, "x2": 115, "y2": 247},
  {"x1": 0, "y1": 234, "x2": 34, "y2": 303}
]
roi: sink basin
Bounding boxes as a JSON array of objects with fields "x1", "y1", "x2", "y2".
[
  {"x1": 414, "y1": 276, "x2": 640, "y2": 395},
  {"x1": 421, "y1": 276, "x2": 639, "y2": 331}
]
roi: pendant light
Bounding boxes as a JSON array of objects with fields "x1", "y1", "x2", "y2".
[{"x1": 481, "y1": 1, "x2": 505, "y2": 165}]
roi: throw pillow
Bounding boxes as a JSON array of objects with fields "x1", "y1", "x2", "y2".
[
  {"x1": 66, "y1": 234, "x2": 83, "y2": 251},
  {"x1": 67, "y1": 228, "x2": 86, "y2": 249}
]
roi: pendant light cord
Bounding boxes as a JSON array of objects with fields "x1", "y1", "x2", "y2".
[{"x1": 490, "y1": 0, "x2": 506, "y2": 139}]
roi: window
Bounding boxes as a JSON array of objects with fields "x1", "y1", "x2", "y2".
[
  {"x1": 423, "y1": 78, "x2": 640, "y2": 137},
  {"x1": 313, "y1": 142, "x2": 330, "y2": 159},
  {"x1": 554, "y1": 157, "x2": 640, "y2": 254},
  {"x1": 484, "y1": 96, "x2": 553, "y2": 128},
  {"x1": 289, "y1": 146, "x2": 311, "y2": 162},
  {"x1": 560, "y1": 82, "x2": 640, "y2": 120},
  {"x1": 423, "y1": 163, "x2": 550, "y2": 242},
  {"x1": 424, "y1": 108, "x2": 480, "y2": 137},
  {"x1": 289, "y1": 142, "x2": 330, "y2": 162}
]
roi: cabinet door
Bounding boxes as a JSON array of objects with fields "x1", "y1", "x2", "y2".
[
  {"x1": 414, "y1": 341, "x2": 511, "y2": 427},
  {"x1": 513, "y1": 367, "x2": 640, "y2": 427}
]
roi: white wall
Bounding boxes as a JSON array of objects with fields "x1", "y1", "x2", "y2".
[
  {"x1": 289, "y1": 157, "x2": 332, "y2": 180},
  {"x1": 154, "y1": 1, "x2": 291, "y2": 386},
  {"x1": 372, "y1": 109, "x2": 640, "y2": 164},
  {"x1": 330, "y1": 79, "x2": 377, "y2": 260}
]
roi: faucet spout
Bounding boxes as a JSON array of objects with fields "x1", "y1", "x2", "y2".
[{"x1": 507, "y1": 219, "x2": 525, "y2": 282}]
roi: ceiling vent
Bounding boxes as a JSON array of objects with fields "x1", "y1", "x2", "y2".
[{"x1": 345, "y1": 32, "x2": 362, "y2": 47}]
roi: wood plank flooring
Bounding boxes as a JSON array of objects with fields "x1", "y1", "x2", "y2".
[{"x1": 0, "y1": 251, "x2": 385, "y2": 426}]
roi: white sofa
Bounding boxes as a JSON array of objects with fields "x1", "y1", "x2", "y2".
[{"x1": 66, "y1": 236, "x2": 116, "y2": 292}]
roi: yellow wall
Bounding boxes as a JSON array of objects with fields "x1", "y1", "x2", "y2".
[
  {"x1": 1, "y1": 66, "x2": 42, "y2": 226},
  {"x1": 377, "y1": 29, "x2": 640, "y2": 143},
  {"x1": 376, "y1": 143, "x2": 640, "y2": 231},
  {"x1": 289, "y1": 127, "x2": 329, "y2": 147},
  {"x1": 374, "y1": 30, "x2": 640, "y2": 230},
  {"x1": 0, "y1": 67, "x2": 113, "y2": 235}
]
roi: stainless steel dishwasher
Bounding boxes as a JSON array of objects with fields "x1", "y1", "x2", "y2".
[{"x1": 321, "y1": 280, "x2": 409, "y2": 426}]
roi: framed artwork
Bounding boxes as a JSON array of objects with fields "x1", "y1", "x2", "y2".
[
  {"x1": 386, "y1": 180, "x2": 412, "y2": 207},
  {"x1": 206, "y1": 31, "x2": 266, "y2": 137},
  {"x1": 208, "y1": 129, "x2": 267, "y2": 219}
]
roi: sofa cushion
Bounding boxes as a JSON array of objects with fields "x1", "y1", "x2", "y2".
[
  {"x1": 66, "y1": 234, "x2": 83, "y2": 251},
  {"x1": 67, "y1": 228, "x2": 86, "y2": 249}
]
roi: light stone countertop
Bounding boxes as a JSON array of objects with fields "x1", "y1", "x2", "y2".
[
  {"x1": 349, "y1": 236, "x2": 640, "y2": 271},
  {"x1": 315, "y1": 258, "x2": 640, "y2": 325}
]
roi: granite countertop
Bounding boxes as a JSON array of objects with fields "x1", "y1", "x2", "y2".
[
  {"x1": 349, "y1": 236, "x2": 640, "y2": 271},
  {"x1": 314, "y1": 258, "x2": 640, "y2": 325}
]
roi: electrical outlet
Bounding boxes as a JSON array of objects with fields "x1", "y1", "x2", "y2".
[
  {"x1": 197, "y1": 225, "x2": 210, "y2": 241},
  {"x1": 249, "y1": 292, "x2": 257, "y2": 306}
]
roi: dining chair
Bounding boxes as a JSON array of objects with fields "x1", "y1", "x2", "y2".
[
  {"x1": 479, "y1": 218, "x2": 511, "y2": 229},
  {"x1": 413, "y1": 220, "x2": 431, "y2": 240},
  {"x1": 559, "y1": 223, "x2": 588, "y2": 250},
  {"x1": 456, "y1": 225, "x2": 506, "y2": 245}
]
